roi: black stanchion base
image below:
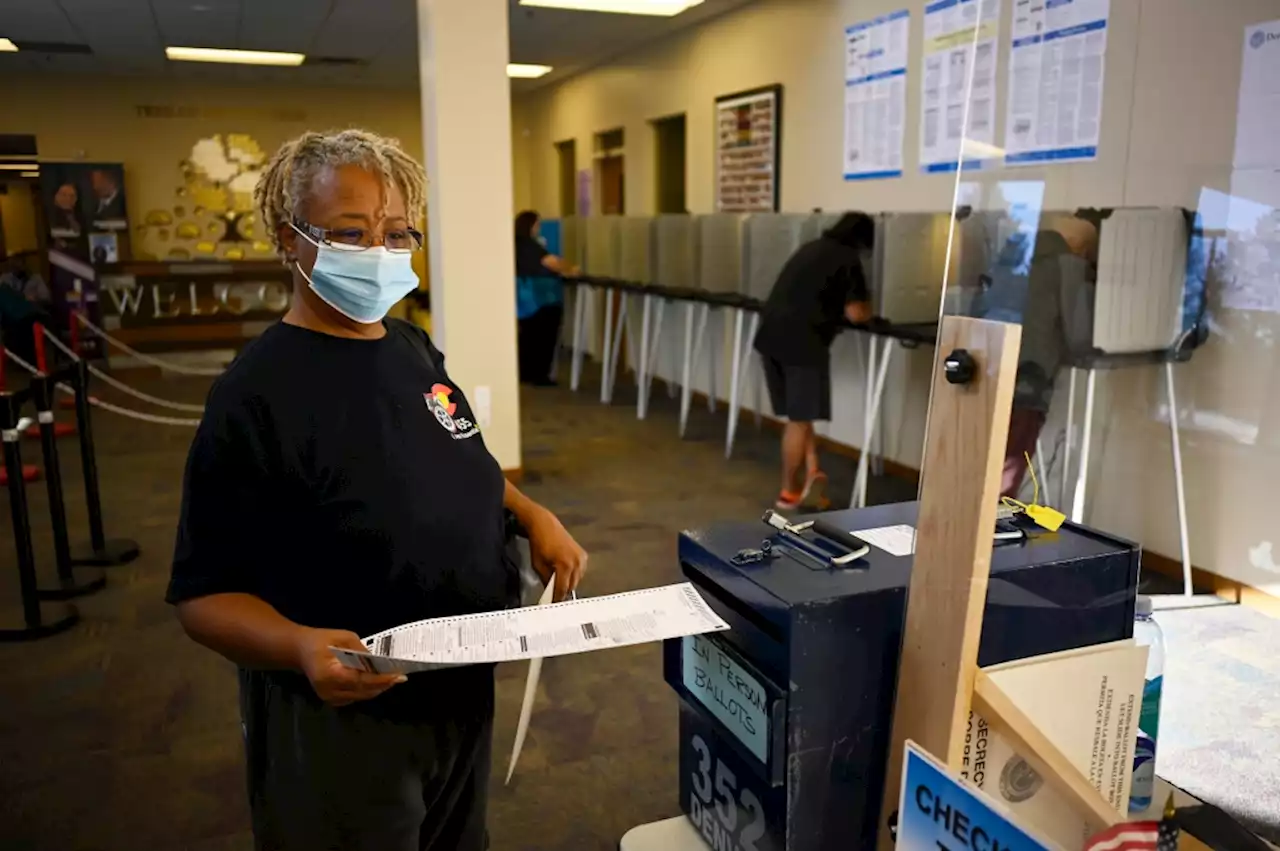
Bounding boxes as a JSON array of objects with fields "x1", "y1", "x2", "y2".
[
  {"x1": 70, "y1": 538, "x2": 141, "y2": 567},
  {"x1": 37, "y1": 567, "x2": 107, "y2": 601},
  {"x1": 0, "y1": 601, "x2": 80, "y2": 642}
]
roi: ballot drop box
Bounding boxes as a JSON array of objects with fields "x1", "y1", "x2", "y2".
[{"x1": 662, "y1": 501, "x2": 1139, "y2": 851}]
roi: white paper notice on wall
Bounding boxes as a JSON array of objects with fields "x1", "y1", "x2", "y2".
[
  {"x1": 919, "y1": 0, "x2": 1002, "y2": 173},
  {"x1": 853, "y1": 523, "x2": 917, "y2": 557},
  {"x1": 843, "y1": 9, "x2": 910, "y2": 181},
  {"x1": 1004, "y1": 0, "x2": 1110, "y2": 166}
]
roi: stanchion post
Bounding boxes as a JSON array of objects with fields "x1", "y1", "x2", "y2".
[
  {"x1": 31, "y1": 375, "x2": 106, "y2": 600},
  {"x1": 68, "y1": 359, "x2": 140, "y2": 567},
  {"x1": 0, "y1": 391, "x2": 79, "y2": 642}
]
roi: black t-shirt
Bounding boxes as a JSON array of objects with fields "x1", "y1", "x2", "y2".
[
  {"x1": 515, "y1": 235, "x2": 551, "y2": 278},
  {"x1": 167, "y1": 320, "x2": 514, "y2": 719},
  {"x1": 752, "y1": 237, "x2": 870, "y2": 366}
]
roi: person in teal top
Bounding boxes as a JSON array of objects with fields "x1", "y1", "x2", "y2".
[{"x1": 514, "y1": 210, "x2": 575, "y2": 386}]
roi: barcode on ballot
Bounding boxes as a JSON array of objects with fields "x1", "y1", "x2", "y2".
[
  {"x1": 519, "y1": 636, "x2": 528, "y2": 652},
  {"x1": 581, "y1": 623, "x2": 599, "y2": 640},
  {"x1": 377, "y1": 635, "x2": 393, "y2": 657}
]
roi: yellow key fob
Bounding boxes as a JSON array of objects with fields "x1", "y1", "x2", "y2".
[{"x1": 1025, "y1": 503, "x2": 1066, "y2": 532}]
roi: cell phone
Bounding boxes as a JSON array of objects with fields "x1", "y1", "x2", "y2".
[{"x1": 994, "y1": 518, "x2": 1026, "y2": 543}]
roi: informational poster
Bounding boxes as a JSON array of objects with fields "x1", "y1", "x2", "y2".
[
  {"x1": 715, "y1": 85, "x2": 782, "y2": 213},
  {"x1": 39, "y1": 162, "x2": 131, "y2": 258},
  {"x1": 919, "y1": 0, "x2": 1002, "y2": 173},
  {"x1": 844, "y1": 10, "x2": 910, "y2": 180},
  {"x1": 1221, "y1": 20, "x2": 1280, "y2": 314},
  {"x1": 1004, "y1": 0, "x2": 1110, "y2": 165}
]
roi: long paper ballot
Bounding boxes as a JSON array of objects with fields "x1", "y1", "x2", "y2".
[
  {"x1": 506, "y1": 579, "x2": 557, "y2": 784},
  {"x1": 331, "y1": 583, "x2": 729, "y2": 674}
]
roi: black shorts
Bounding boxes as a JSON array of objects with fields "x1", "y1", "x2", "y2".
[{"x1": 761, "y1": 355, "x2": 831, "y2": 422}]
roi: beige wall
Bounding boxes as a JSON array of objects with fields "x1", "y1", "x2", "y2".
[
  {"x1": 0, "y1": 180, "x2": 41, "y2": 256},
  {"x1": 0, "y1": 77, "x2": 422, "y2": 262},
  {"x1": 512, "y1": 0, "x2": 1280, "y2": 596}
]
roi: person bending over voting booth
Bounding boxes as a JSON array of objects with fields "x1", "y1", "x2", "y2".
[
  {"x1": 971, "y1": 215, "x2": 1098, "y2": 497},
  {"x1": 752, "y1": 212, "x2": 875, "y2": 512},
  {"x1": 515, "y1": 209, "x2": 576, "y2": 386},
  {"x1": 166, "y1": 129, "x2": 587, "y2": 851}
]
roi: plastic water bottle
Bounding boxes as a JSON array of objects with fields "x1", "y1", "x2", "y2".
[{"x1": 1129, "y1": 595, "x2": 1165, "y2": 811}]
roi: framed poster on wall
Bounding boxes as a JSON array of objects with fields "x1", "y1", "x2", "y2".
[{"x1": 714, "y1": 84, "x2": 782, "y2": 213}]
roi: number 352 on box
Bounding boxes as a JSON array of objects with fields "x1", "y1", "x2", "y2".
[{"x1": 680, "y1": 709, "x2": 783, "y2": 851}]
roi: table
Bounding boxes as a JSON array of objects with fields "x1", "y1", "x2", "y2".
[{"x1": 618, "y1": 777, "x2": 1274, "y2": 851}]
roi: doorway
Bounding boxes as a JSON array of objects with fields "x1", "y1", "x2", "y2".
[
  {"x1": 652, "y1": 113, "x2": 686, "y2": 214},
  {"x1": 595, "y1": 128, "x2": 625, "y2": 215},
  {"x1": 555, "y1": 139, "x2": 576, "y2": 216}
]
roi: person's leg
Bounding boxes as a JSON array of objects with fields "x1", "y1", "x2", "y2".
[
  {"x1": 780, "y1": 421, "x2": 811, "y2": 501},
  {"x1": 762, "y1": 356, "x2": 806, "y2": 506},
  {"x1": 242, "y1": 671, "x2": 427, "y2": 851},
  {"x1": 417, "y1": 713, "x2": 494, "y2": 851},
  {"x1": 534, "y1": 304, "x2": 564, "y2": 386},
  {"x1": 789, "y1": 358, "x2": 833, "y2": 508},
  {"x1": 1002, "y1": 407, "x2": 1048, "y2": 498},
  {"x1": 517, "y1": 315, "x2": 537, "y2": 384}
]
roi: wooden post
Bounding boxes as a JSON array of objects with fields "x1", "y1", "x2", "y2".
[{"x1": 876, "y1": 315, "x2": 1021, "y2": 849}]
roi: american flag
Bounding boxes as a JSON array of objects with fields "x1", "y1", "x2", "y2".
[{"x1": 1083, "y1": 821, "x2": 1158, "y2": 851}]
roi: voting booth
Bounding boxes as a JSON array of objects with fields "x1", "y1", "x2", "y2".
[{"x1": 662, "y1": 501, "x2": 1139, "y2": 851}]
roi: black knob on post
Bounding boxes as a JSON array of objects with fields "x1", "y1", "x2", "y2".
[{"x1": 943, "y1": 348, "x2": 976, "y2": 385}]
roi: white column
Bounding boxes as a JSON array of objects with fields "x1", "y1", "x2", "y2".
[{"x1": 418, "y1": 0, "x2": 520, "y2": 471}]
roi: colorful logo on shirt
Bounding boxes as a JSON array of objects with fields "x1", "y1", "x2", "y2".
[
  {"x1": 423, "y1": 383, "x2": 478, "y2": 439},
  {"x1": 425, "y1": 384, "x2": 458, "y2": 432}
]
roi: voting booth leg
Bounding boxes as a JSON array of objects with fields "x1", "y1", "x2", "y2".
[
  {"x1": 1165, "y1": 361, "x2": 1192, "y2": 596},
  {"x1": 30, "y1": 376, "x2": 107, "y2": 601},
  {"x1": 68, "y1": 362, "x2": 140, "y2": 568},
  {"x1": 1060, "y1": 367, "x2": 1078, "y2": 507},
  {"x1": 852, "y1": 337, "x2": 894, "y2": 508},
  {"x1": 725, "y1": 309, "x2": 759, "y2": 459},
  {"x1": 875, "y1": 316, "x2": 1021, "y2": 849},
  {"x1": 600, "y1": 290, "x2": 616, "y2": 404},
  {"x1": 0, "y1": 393, "x2": 79, "y2": 642},
  {"x1": 639, "y1": 298, "x2": 666, "y2": 420},
  {"x1": 679, "y1": 302, "x2": 696, "y2": 436},
  {"x1": 637, "y1": 295, "x2": 653, "y2": 419},
  {"x1": 1070, "y1": 368, "x2": 1097, "y2": 524},
  {"x1": 606, "y1": 295, "x2": 629, "y2": 404},
  {"x1": 570, "y1": 286, "x2": 588, "y2": 392}
]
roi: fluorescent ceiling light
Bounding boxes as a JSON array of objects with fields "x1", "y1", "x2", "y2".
[
  {"x1": 519, "y1": 0, "x2": 704, "y2": 16},
  {"x1": 0, "y1": 163, "x2": 38, "y2": 170},
  {"x1": 0, "y1": 37, "x2": 18, "y2": 52},
  {"x1": 20, "y1": 171, "x2": 38, "y2": 178},
  {"x1": 165, "y1": 46, "x2": 305, "y2": 66},
  {"x1": 508, "y1": 63, "x2": 553, "y2": 79}
]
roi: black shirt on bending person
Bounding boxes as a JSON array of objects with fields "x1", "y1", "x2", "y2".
[
  {"x1": 515, "y1": 235, "x2": 551, "y2": 278},
  {"x1": 167, "y1": 321, "x2": 515, "y2": 720},
  {"x1": 752, "y1": 236, "x2": 871, "y2": 366}
]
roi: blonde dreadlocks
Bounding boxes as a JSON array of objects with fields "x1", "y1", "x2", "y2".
[{"x1": 253, "y1": 129, "x2": 427, "y2": 260}]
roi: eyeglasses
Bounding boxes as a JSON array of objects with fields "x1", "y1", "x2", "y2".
[{"x1": 291, "y1": 217, "x2": 424, "y2": 253}]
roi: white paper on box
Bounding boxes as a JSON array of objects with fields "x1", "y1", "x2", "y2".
[
  {"x1": 331, "y1": 582, "x2": 729, "y2": 674},
  {"x1": 853, "y1": 523, "x2": 917, "y2": 557}
]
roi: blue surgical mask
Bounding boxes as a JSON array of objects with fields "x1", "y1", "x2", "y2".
[{"x1": 293, "y1": 227, "x2": 419, "y2": 324}]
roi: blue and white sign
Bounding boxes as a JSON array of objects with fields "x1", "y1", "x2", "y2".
[
  {"x1": 919, "y1": 0, "x2": 1002, "y2": 174},
  {"x1": 898, "y1": 741, "x2": 1053, "y2": 851},
  {"x1": 843, "y1": 10, "x2": 910, "y2": 180},
  {"x1": 681, "y1": 635, "x2": 770, "y2": 763},
  {"x1": 1004, "y1": 0, "x2": 1110, "y2": 166}
]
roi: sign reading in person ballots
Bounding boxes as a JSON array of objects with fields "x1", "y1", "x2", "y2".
[
  {"x1": 898, "y1": 741, "x2": 1058, "y2": 851},
  {"x1": 681, "y1": 635, "x2": 770, "y2": 762}
]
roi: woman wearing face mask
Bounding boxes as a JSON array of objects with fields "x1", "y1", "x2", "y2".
[{"x1": 166, "y1": 129, "x2": 587, "y2": 851}]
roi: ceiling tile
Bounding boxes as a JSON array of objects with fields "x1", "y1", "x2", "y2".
[
  {"x1": 240, "y1": 0, "x2": 333, "y2": 53},
  {"x1": 59, "y1": 0, "x2": 163, "y2": 61},
  {"x1": 310, "y1": 0, "x2": 412, "y2": 59},
  {"x1": 0, "y1": 0, "x2": 79, "y2": 42},
  {"x1": 150, "y1": 0, "x2": 240, "y2": 48}
]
